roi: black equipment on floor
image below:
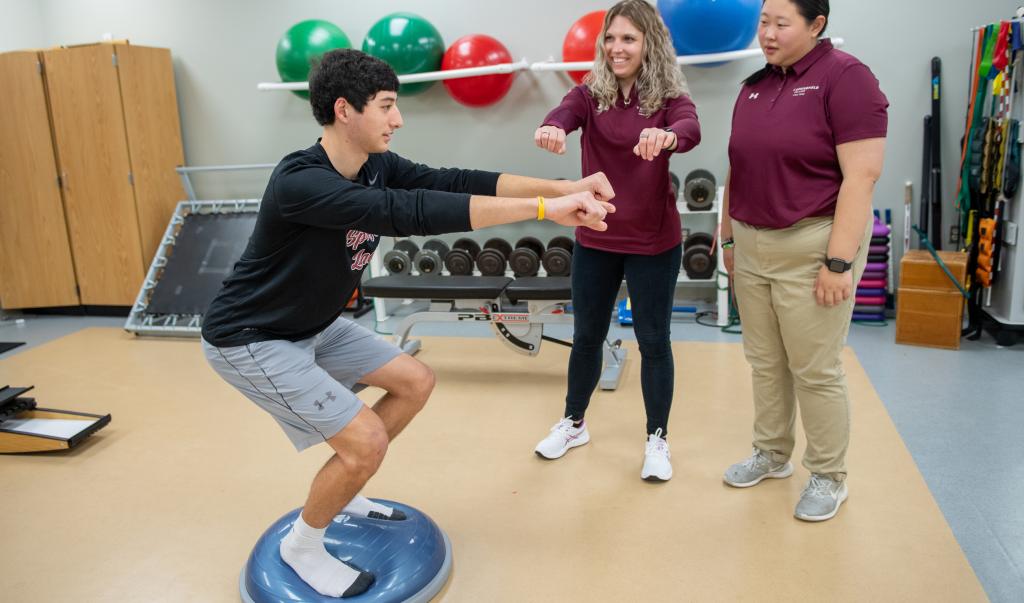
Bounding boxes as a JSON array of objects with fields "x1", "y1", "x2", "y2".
[
  {"x1": 384, "y1": 240, "x2": 420, "y2": 275},
  {"x1": 476, "y1": 238, "x2": 512, "y2": 276},
  {"x1": 920, "y1": 58, "x2": 943, "y2": 249},
  {"x1": 919, "y1": 115, "x2": 932, "y2": 249},
  {"x1": 414, "y1": 240, "x2": 450, "y2": 275},
  {"x1": 542, "y1": 236, "x2": 574, "y2": 277},
  {"x1": 509, "y1": 237, "x2": 545, "y2": 277},
  {"x1": 683, "y1": 169, "x2": 717, "y2": 211},
  {"x1": 444, "y1": 238, "x2": 481, "y2": 276},
  {"x1": 682, "y1": 232, "x2": 716, "y2": 279},
  {"x1": 930, "y1": 57, "x2": 944, "y2": 247},
  {"x1": 125, "y1": 200, "x2": 259, "y2": 336},
  {"x1": 146, "y1": 214, "x2": 253, "y2": 315},
  {"x1": 0, "y1": 385, "x2": 111, "y2": 453}
]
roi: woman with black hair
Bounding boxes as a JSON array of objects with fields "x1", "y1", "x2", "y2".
[{"x1": 720, "y1": 0, "x2": 888, "y2": 521}]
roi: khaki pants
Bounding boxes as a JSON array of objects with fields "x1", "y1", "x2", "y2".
[{"x1": 732, "y1": 215, "x2": 872, "y2": 481}]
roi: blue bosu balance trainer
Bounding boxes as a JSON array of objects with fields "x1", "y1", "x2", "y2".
[{"x1": 240, "y1": 500, "x2": 452, "y2": 602}]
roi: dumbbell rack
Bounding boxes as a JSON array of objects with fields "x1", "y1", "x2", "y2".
[
  {"x1": 368, "y1": 193, "x2": 729, "y2": 328},
  {"x1": 370, "y1": 246, "x2": 404, "y2": 323},
  {"x1": 369, "y1": 237, "x2": 563, "y2": 323},
  {"x1": 676, "y1": 186, "x2": 729, "y2": 327}
]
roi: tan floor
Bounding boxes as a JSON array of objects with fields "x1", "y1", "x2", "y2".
[{"x1": 0, "y1": 328, "x2": 985, "y2": 602}]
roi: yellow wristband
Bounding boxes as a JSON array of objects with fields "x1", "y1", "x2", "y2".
[{"x1": 537, "y1": 196, "x2": 545, "y2": 221}]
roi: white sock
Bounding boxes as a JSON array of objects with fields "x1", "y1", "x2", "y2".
[
  {"x1": 342, "y1": 494, "x2": 401, "y2": 520},
  {"x1": 280, "y1": 514, "x2": 373, "y2": 598}
]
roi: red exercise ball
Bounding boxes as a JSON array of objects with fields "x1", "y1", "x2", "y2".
[
  {"x1": 441, "y1": 34, "x2": 515, "y2": 107},
  {"x1": 562, "y1": 10, "x2": 606, "y2": 85}
]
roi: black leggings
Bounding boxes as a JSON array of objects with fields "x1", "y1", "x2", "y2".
[{"x1": 564, "y1": 243, "x2": 682, "y2": 435}]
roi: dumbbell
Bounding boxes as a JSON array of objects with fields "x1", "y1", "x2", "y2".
[
  {"x1": 683, "y1": 169, "x2": 717, "y2": 211},
  {"x1": 414, "y1": 239, "x2": 450, "y2": 275},
  {"x1": 669, "y1": 171, "x2": 680, "y2": 200},
  {"x1": 383, "y1": 239, "x2": 419, "y2": 275},
  {"x1": 682, "y1": 231, "x2": 716, "y2": 279},
  {"x1": 509, "y1": 237, "x2": 545, "y2": 277},
  {"x1": 476, "y1": 237, "x2": 513, "y2": 276},
  {"x1": 542, "y1": 236, "x2": 574, "y2": 277},
  {"x1": 683, "y1": 232, "x2": 713, "y2": 252},
  {"x1": 444, "y1": 238, "x2": 481, "y2": 276}
]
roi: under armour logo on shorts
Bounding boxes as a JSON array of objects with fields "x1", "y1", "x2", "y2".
[{"x1": 314, "y1": 390, "x2": 337, "y2": 410}]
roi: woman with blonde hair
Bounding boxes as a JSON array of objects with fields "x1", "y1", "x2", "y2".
[{"x1": 532, "y1": 0, "x2": 700, "y2": 481}]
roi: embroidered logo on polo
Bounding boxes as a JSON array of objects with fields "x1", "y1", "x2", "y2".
[
  {"x1": 748, "y1": 92, "x2": 759, "y2": 100},
  {"x1": 792, "y1": 85, "x2": 820, "y2": 97}
]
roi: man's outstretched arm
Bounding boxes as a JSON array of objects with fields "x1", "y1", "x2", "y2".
[
  {"x1": 277, "y1": 163, "x2": 614, "y2": 235},
  {"x1": 468, "y1": 192, "x2": 614, "y2": 231}
]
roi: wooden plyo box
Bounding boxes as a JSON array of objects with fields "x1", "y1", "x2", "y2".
[{"x1": 896, "y1": 251, "x2": 968, "y2": 350}]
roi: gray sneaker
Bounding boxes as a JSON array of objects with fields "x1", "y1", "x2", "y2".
[
  {"x1": 723, "y1": 448, "x2": 794, "y2": 487},
  {"x1": 794, "y1": 474, "x2": 849, "y2": 522}
]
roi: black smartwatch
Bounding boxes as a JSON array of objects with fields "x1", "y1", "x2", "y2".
[
  {"x1": 825, "y1": 257, "x2": 853, "y2": 273},
  {"x1": 663, "y1": 127, "x2": 676, "y2": 149}
]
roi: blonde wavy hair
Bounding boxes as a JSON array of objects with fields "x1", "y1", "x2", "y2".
[{"x1": 585, "y1": 0, "x2": 689, "y2": 116}]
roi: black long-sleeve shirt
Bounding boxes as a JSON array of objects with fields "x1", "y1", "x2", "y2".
[{"x1": 202, "y1": 141, "x2": 500, "y2": 346}]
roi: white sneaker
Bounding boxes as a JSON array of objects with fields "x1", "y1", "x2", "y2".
[
  {"x1": 534, "y1": 418, "x2": 590, "y2": 459},
  {"x1": 641, "y1": 428, "x2": 672, "y2": 481},
  {"x1": 723, "y1": 448, "x2": 794, "y2": 488},
  {"x1": 794, "y1": 474, "x2": 849, "y2": 522}
]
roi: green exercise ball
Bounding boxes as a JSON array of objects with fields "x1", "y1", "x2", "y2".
[
  {"x1": 276, "y1": 19, "x2": 351, "y2": 99},
  {"x1": 362, "y1": 12, "x2": 444, "y2": 96}
]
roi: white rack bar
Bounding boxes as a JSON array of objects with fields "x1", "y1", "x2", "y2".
[
  {"x1": 257, "y1": 39, "x2": 845, "y2": 92},
  {"x1": 258, "y1": 59, "x2": 531, "y2": 91}
]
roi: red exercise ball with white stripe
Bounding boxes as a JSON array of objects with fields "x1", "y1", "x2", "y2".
[{"x1": 441, "y1": 34, "x2": 515, "y2": 107}]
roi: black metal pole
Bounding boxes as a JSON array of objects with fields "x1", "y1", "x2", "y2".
[{"x1": 930, "y1": 57, "x2": 943, "y2": 249}]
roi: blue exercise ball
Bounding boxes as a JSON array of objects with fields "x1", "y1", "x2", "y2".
[
  {"x1": 240, "y1": 500, "x2": 452, "y2": 603},
  {"x1": 657, "y1": 0, "x2": 761, "y2": 62}
]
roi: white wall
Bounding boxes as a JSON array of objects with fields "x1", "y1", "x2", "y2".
[
  {"x1": 0, "y1": 0, "x2": 43, "y2": 52},
  {"x1": 17, "y1": 0, "x2": 1024, "y2": 247}
]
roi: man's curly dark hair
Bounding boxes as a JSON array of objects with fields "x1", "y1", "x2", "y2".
[{"x1": 309, "y1": 49, "x2": 400, "y2": 126}]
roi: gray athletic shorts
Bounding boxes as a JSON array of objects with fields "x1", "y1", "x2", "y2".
[{"x1": 202, "y1": 316, "x2": 403, "y2": 451}]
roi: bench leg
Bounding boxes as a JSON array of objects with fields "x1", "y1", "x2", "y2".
[
  {"x1": 400, "y1": 338, "x2": 421, "y2": 356},
  {"x1": 598, "y1": 339, "x2": 627, "y2": 391}
]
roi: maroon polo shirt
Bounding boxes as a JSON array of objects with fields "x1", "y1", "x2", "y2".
[
  {"x1": 543, "y1": 84, "x2": 700, "y2": 254},
  {"x1": 728, "y1": 39, "x2": 888, "y2": 229}
]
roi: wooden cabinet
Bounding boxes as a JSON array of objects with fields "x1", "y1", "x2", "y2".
[
  {"x1": 0, "y1": 43, "x2": 185, "y2": 308},
  {"x1": 0, "y1": 51, "x2": 79, "y2": 309},
  {"x1": 115, "y1": 46, "x2": 189, "y2": 271}
]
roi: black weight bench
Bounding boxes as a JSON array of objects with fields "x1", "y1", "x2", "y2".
[{"x1": 362, "y1": 275, "x2": 626, "y2": 390}]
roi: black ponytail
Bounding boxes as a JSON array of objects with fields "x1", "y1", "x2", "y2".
[{"x1": 743, "y1": 65, "x2": 772, "y2": 86}]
